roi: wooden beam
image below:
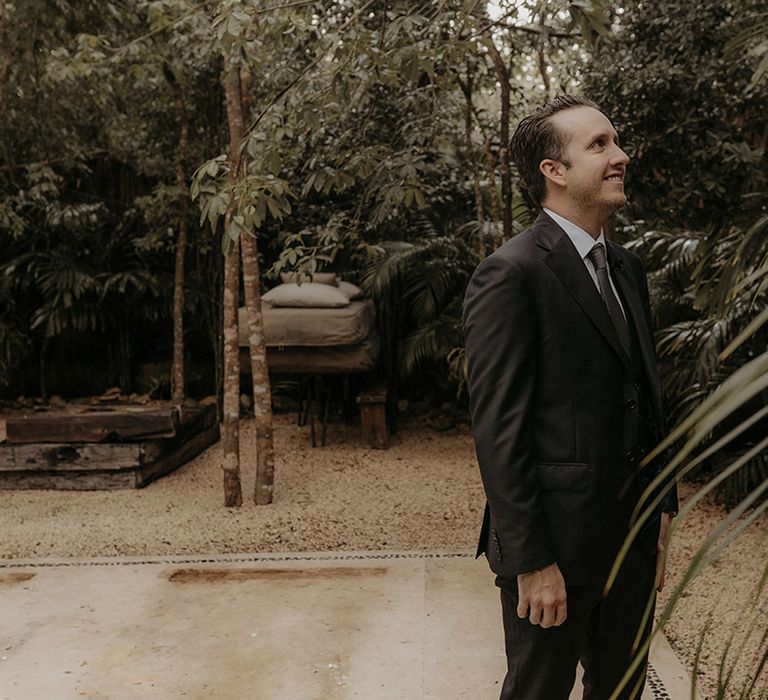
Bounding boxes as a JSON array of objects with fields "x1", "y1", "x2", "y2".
[
  {"x1": 136, "y1": 422, "x2": 220, "y2": 488},
  {"x1": 0, "y1": 443, "x2": 141, "y2": 472},
  {"x1": 0, "y1": 470, "x2": 137, "y2": 490},
  {"x1": 142, "y1": 405, "x2": 216, "y2": 462},
  {"x1": 0, "y1": 404, "x2": 220, "y2": 490},
  {"x1": 4, "y1": 407, "x2": 181, "y2": 444}
]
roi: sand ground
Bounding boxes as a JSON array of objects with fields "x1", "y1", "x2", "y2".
[{"x1": 0, "y1": 411, "x2": 765, "y2": 698}]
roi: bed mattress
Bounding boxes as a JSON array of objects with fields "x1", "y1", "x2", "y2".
[
  {"x1": 238, "y1": 299, "x2": 375, "y2": 348},
  {"x1": 238, "y1": 331, "x2": 380, "y2": 374}
]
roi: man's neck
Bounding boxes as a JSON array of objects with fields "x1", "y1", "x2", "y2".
[{"x1": 541, "y1": 202, "x2": 606, "y2": 240}]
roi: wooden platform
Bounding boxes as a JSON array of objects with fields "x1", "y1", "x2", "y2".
[{"x1": 0, "y1": 404, "x2": 219, "y2": 490}]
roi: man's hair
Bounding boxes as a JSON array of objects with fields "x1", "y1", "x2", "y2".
[{"x1": 510, "y1": 94, "x2": 602, "y2": 208}]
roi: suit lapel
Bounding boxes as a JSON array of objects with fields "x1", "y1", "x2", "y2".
[{"x1": 535, "y1": 213, "x2": 632, "y2": 372}]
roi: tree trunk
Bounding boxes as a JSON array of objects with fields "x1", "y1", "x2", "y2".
[
  {"x1": 221, "y1": 229, "x2": 242, "y2": 507},
  {"x1": 212, "y1": 244, "x2": 224, "y2": 416},
  {"x1": 220, "y1": 61, "x2": 245, "y2": 507},
  {"x1": 165, "y1": 66, "x2": 189, "y2": 405},
  {"x1": 457, "y1": 72, "x2": 502, "y2": 250},
  {"x1": 239, "y1": 60, "x2": 276, "y2": 505},
  {"x1": 458, "y1": 72, "x2": 486, "y2": 260},
  {"x1": 537, "y1": 44, "x2": 550, "y2": 97},
  {"x1": 0, "y1": 2, "x2": 11, "y2": 119},
  {"x1": 470, "y1": 4, "x2": 512, "y2": 242},
  {"x1": 485, "y1": 40, "x2": 512, "y2": 242},
  {"x1": 241, "y1": 234, "x2": 275, "y2": 504}
]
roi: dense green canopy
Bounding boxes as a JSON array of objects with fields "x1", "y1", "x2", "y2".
[
  {"x1": 1, "y1": 3, "x2": 767, "y2": 689},
  {"x1": 0, "y1": 0, "x2": 766, "y2": 499}
]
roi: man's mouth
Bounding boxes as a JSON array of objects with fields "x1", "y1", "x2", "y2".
[{"x1": 604, "y1": 174, "x2": 623, "y2": 182}]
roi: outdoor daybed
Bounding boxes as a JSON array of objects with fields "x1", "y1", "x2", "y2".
[{"x1": 237, "y1": 277, "x2": 386, "y2": 448}]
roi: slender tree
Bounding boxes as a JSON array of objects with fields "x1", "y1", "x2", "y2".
[
  {"x1": 456, "y1": 64, "x2": 502, "y2": 250},
  {"x1": 470, "y1": 4, "x2": 512, "y2": 242},
  {"x1": 458, "y1": 69, "x2": 486, "y2": 259},
  {"x1": 238, "y1": 34, "x2": 276, "y2": 505},
  {"x1": 164, "y1": 65, "x2": 191, "y2": 405},
  {"x1": 241, "y1": 232, "x2": 275, "y2": 504},
  {"x1": 220, "y1": 57, "x2": 245, "y2": 507},
  {"x1": 0, "y1": 2, "x2": 11, "y2": 119}
]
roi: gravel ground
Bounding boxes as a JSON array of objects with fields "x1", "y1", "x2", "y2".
[
  {"x1": 0, "y1": 412, "x2": 484, "y2": 559},
  {"x1": 659, "y1": 480, "x2": 768, "y2": 699},
  {"x1": 0, "y1": 412, "x2": 765, "y2": 697}
]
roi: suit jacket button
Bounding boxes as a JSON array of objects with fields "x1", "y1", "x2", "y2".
[{"x1": 626, "y1": 399, "x2": 637, "y2": 410}]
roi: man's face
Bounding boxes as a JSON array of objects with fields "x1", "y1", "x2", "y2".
[{"x1": 546, "y1": 106, "x2": 629, "y2": 216}]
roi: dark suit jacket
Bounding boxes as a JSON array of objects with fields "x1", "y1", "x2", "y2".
[{"x1": 462, "y1": 211, "x2": 678, "y2": 586}]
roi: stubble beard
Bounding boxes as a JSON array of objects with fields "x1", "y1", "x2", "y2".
[{"x1": 572, "y1": 182, "x2": 627, "y2": 222}]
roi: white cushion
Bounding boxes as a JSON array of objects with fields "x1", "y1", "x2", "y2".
[
  {"x1": 262, "y1": 282, "x2": 350, "y2": 308},
  {"x1": 280, "y1": 271, "x2": 338, "y2": 286},
  {"x1": 337, "y1": 280, "x2": 364, "y2": 300}
]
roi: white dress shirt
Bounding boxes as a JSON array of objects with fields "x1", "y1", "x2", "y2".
[{"x1": 543, "y1": 207, "x2": 626, "y2": 320}]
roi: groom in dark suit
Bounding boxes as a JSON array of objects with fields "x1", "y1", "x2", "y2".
[{"x1": 462, "y1": 95, "x2": 678, "y2": 699}]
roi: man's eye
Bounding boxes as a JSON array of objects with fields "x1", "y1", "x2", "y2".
[{"x1": 592, "y1": 139, "x2": 604, "y2": 148}]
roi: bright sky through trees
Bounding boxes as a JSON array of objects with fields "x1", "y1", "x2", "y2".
[{"x1": 487, "y1": 1, "x2": 531, "y2": 22}]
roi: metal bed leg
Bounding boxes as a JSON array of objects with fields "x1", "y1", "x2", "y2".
[
  {"x1": 308, "y1": 375, "x2": 317, "y2": 447},
  {"x1": 321, "y1": 375, "x2": 332, "y2": 447}
]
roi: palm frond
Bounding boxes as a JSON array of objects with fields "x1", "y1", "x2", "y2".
[
  {"x1": 359, "y1": 240, "x2": 418, "y2": 298},
  {"x1": 511, "y1": 188, "x2": 533, "y2": 233},
  {"x1": 446, "y1": 345, "x2": 468, "y2": 400},
  {"x1": 101, "y1": 269, "x2": 161, "y2": 296},
  {"x1": 30, "y1": 297, "x2": 103, "y2": 336},
  {"x1": 724, "y1": 12, "x2": 768, "y2": 85},
  {"x1": 399, "y1": 313, "x2": 463, "y2": 379},
  {"x1": 455, "y1": 219, "x2": 500, "y2": 248},
  {"x1": 411, "y1": 212, "x2": 439, "y2": 239}
]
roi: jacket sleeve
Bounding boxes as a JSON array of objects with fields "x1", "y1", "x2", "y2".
[
  {"x1": 462, "y1": 253, "x2": 556, "y2": 576},
  {"x1": 634, "y1": 254, "x2": 679, "y2": 515}
]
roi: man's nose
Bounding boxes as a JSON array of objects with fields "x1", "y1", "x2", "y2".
[{"x1": 612, "y1": 145, "x2": 630, "y2": 166}]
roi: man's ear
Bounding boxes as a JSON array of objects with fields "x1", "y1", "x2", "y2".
[{"x1": 540, "y1": 159, "x2": 567, "y2": 189}]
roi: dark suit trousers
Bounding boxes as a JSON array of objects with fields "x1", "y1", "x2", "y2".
[{"x1": 497, "y1": 541, "x2": 656, "y2": 700}]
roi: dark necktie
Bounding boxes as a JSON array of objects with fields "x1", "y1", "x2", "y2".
[{"x1": 587, "y1": 242, "x2": 631, "y2": 357}]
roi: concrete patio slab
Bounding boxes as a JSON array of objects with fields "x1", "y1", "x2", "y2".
[{"x1": 0, "y1": 551, "x2": 691, "y2": 699}]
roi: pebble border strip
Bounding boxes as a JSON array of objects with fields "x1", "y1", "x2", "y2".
[
  {"x1": 647, "y1": 663, "x2": 672, "y2": 699},
  {"x1": 0, "y1": 550, "x2": 472, "y2": 569},
  {"x1": 0, "y1": 549, "x2": 673, "y2": 698}
]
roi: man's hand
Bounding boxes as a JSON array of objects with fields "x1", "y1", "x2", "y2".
[
  {"x1": 517, "y1": 562, "x2": 567, "y2": 628},
  {"x1": 655, "y1": 512, "x2": 673, "y2": 592}
]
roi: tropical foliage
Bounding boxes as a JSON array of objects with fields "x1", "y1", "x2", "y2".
[
  {"x1": 0, "y1": 0, "x2": 599, "y2": 401},
  {"x1": 1, "y1": 0, "x2": 767, "y2": 694},
  {"x1": 590, "y1": 4, "x2": 768, "y2": 697},
  {"x1": 0, "y1": 0, "x2": 224, "y2": 397},
  {"x1": 584, "y1": 0, "x2": 767, "y2": 231},
  {"x1": 582, "y1": 0, "x2": 768, "y2": 508}
]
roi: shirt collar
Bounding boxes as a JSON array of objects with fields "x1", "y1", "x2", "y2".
[{"x1": 543, "y1": 207, "x2": 606, "y2": 261}]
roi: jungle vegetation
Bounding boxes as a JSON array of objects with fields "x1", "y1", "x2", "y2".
[{"x1": 1, "y1": 2, "x2": 766, "y2": 692}]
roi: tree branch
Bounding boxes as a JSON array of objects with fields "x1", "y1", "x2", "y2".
[
  {"x1": 109, "y1": 0, "x2": 319, "y2": 57},
  {"x1": 507, "y1": 23, "x2": 577, "y2": 39},
  {"x1": 108, "y1": 0, "x2": 218, "y2": 57},
  {"x1": 242, "y1": 0, "x2": 378, "y2": 138},
  {"x1": 466, "y1": 13, "x2": 578, "y2": 43}
]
